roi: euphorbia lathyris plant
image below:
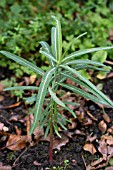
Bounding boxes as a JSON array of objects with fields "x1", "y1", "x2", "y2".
[{"x1": 1, "y1": 16, "x2": 113, "y2": 163}]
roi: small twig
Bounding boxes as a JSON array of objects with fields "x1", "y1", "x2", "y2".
[
  {"x1": 13, "y1": 147, "x2": 28, "y2": 166},
  {"x1": 105, "y1": 60, "x2": 113, "y2": 65},
  {"x1": 81, "y1": 153, "x2": 87, "y2": 168}
]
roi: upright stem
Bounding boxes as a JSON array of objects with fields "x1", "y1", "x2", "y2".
[{"x1": 49, "y1": 116, "x2": 53, "y2": 164}]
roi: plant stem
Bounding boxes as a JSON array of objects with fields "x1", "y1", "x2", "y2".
[{"x1": 49, "y1": 116, "x2": 53, "y2": 164}]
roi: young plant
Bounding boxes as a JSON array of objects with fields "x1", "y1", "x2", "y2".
[{"x1": 0, "y1": 16, "x2": 113, "y2": 163}]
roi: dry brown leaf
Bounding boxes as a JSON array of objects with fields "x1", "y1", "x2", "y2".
[
  {"x1": 0, "y1": 95, "x2": 4, "y2": 101},
  {"x1": 0, "y1": 123, "x2": 4, "y2": 131},
  {"x1": 53, "y1": 134, "x2": 69, "y2": 150},
  {"x1": 83, "y1": 143, "x2": 97, "y2": 154},
  {"x1": 83, "y1": 117, "x2": 93, "y2": 126},
  {"x1": 30, "y1": 75, "x2": 37, "y2": 84},
  {"x1": 14, "y1": 126, "x2": 22, "y2": 136},
  {"x1": 68, "y1": 118, "x2": 77, "y2": 129},
  {"x1": 74, "y1": 129, "x2": 85, "y2": 135},
  {"x1": 107, "y1": 126, "x2": 113, "y2": 135},
  {"x1": 0, "y1": 162, "x2": 12, "y2": 170},
  {"x1": 86, "y1": 111, "x2": 98, "y2": 121},
  {"x1": 103, "y1": 113, "x2": 111, "y2": 123},
  {"x1": 76, "y1": 111, "x2": 85, "y2": 122},
  {"x1": 29, "y1": 114, "x2": 44, "y2": 141},
  {"x1": 6, "y1": 134, "x2": 27, "y2": 150},
  {"x1": 98, "y1": 138, "x2": 107, "y2": 160},
  {"x1": 33, "y1": 161, "x2": 41, "y2": 166},
  {"x1": 4, "y1": 102, "x2": 22, "y2": 109},
  {"x1": 98, "y1": 120, "x2": 107, "y2": 133},
  {"x1": 86, "y1": 134, "x2": 97, "y2": 143},
  {"x1": 0, "y1": 83, "x2": 4, "y2": 92}
]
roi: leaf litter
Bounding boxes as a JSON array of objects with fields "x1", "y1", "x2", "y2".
[{"x1": 0, "y1": 74, "x2": 113, "y2": 169}]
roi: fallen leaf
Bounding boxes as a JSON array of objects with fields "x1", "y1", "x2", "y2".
[
  {"x1": 86, "y1": 134, "x2": 97, "y2": 142},
  {"x1": 98, "y1": 120, "x2": 107, "y2": 133},
  {"x1": 33, "y1": 161, "x2": 41, "y2": 166},
  {"x1": 3, "y1": 126, "x2": 9, "y2": 132},
  {"x1": 98, "y1": 138, "x2": 107, "y2": 160},
  {"x1": 86, "y1": 111, "x2": 98, "y2": 121},
  {"x1": 30, "y1": 75, "x2": 37, "y2": 84},
  {"x1": 0, "y1": 123, "x2": 4, "y2": 131},
  {"x1": 0, "y1": 162, "x2": 12, "y2": 170},
  {"x1": 83, "y1": 143, "x2": 97, "y2": 154},
  {"x1": 4, "y1": 102, "x2": 22, "y2": 109},
  {"x1": 0, "y1": 95, "x2": 4, "y2": 101},
  {"x1": 68, "y1": 118, "x2": 77, "y2": 129},
  {"x1": 0, "y1": 83, "x2": 4, "y2": 92},
  {"x1": 103, "y1": 113, "x2": 111, "y2": 123},
  {"x1": 53, "y1": 134, "x2": 69, "y2": 150},
  {"x1": 6, "y1": 134, "x2": 27, "y2": 150}
]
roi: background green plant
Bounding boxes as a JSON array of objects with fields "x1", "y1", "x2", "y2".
[{"x1": 0, "y1": 0, "x2": 113, "y2": 79}]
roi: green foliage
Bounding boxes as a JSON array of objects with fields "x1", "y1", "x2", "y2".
[
  {"x1": 0, "y1": 0, "x2": 113, "y2": 78},
  {"x1": 1, "y1": 16, "x2": 113, "y2": 138}
]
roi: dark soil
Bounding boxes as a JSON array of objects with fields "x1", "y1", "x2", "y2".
[{"x1": 0, "y1": 67, "x2": 113, "y2": 170}]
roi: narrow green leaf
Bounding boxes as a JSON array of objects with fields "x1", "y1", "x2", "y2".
[
  {"x1": 62, "y1": 46, "x2": 113, "y2": 63},
  {"x1": 74, "y1": 64, "x2": 110, "y2": 72},
  {"x1": 39, "y1": 41, "x2": 55, "y2": 67},
  {"x1": 40, "y1": 49, "x2": 57, "y2": 63},
  {"x1": 39, "y1": 41, "x2": 51, "y2": 53},
  {"x1": 53, "y1": 124, "x2": 61, "y2": 138},
  {"x1": 62, "y1": 32, "x2": 87, "y2": 60},
  {"x1": 52, "y1": 16, "x2": 62, "y2": 62},
  {"x1": 64, "y1": 59, "x2": 105, "y2": 67},
  {"x1": 4, "y1": 86, "x2": 38, "y2": 91},
  {"x1": 30, "y1": 67, "x2": 56, "y2": 134},
  {"x1": 48, "y1": 87, "x2": 76, "y2": 118},
  {"x1": 58, "y1": 121, "x2": 67, "y2": 130},
  {"x1": 44, "y1": 119, "x2": 51, "y2": 138},
  {"x1": 63, "y1": 101, "x2": 80, "y2": 107},
  {"x1": 0, "y1": 51, "x2": 44, "y2": 76},
  {"x1": 40, "y1": 111, "x2": 50, "y2": 129},
  {"x1": 61, "y1": 72, "x2": 105, "y2": 99},
  {"x1": 59, "y1": 83, "x2": 108, "y2": 106},
  {"x1": 48, "y1": 87, "x2": 66, "y2": 108},
  {"x1": 60, "y1": 65, "x2": 113, "y2": 107},
  {"x1": 51, "y1": 27, "x2": 57, "y2": 59},
  {"x1": 23, "y1": 95, "x2": 36, "y2": 104}
]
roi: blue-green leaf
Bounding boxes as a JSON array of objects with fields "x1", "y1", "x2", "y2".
[
  {"x1": 40, "y1": 49, "x2": 57, "y2": 63},
  {"x1": 62, "y1": 46, "x2": 113, "y2": 63},
  {"x1": 52, "y1": 16, "x2": 62, "y2": 62},
  {"x1": 60, "y1": 65, "x2": 113, "y2": 107},
  {"x1": 4, "y1": 86, "x2": 38, "y2": 91},
  {"x1": 0, "y1": 51, "x2": 44, "y2": 76},
  {"x1": 30, "y1": 67, "x2": 56, "y2": 134}
]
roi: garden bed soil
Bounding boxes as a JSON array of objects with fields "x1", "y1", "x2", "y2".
[{"x1": 0, "y1": 67, "x2": 113, "y2": 170}]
